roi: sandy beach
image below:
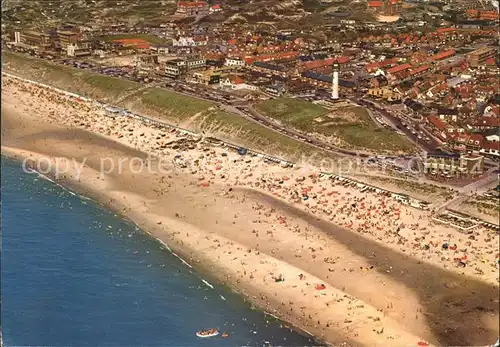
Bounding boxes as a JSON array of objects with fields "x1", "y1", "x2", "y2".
[{"x1": 2, "y1": 75, "x2": 499, "y2": 346}]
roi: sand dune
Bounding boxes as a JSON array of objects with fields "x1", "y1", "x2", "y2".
[{"x1": 2, "y1": 76, "x2": 498, "y2": 346}]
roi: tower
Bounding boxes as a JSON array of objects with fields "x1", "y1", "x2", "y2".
[{"x1": 332, "y1": 58, "x2": 340, "y2": 100}]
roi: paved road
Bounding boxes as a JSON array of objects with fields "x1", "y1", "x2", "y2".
[
  {"x1": 243, "y1": 105, "x2": 371, "y2": 158},
  {"x1": 143, "y1": 82, "x2": 374, "y2": 160},
  {"x1": 355, "y1": 99, "x2": 435, "y2": 154}
]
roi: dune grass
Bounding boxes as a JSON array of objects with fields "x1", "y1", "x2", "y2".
[{"x1": 256, "y1": 98, "x2": 414, "y2": 154}]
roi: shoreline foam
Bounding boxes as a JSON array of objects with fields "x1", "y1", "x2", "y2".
[{"x1": 2, "y1": 75, "x2": 498, "y2": 347}]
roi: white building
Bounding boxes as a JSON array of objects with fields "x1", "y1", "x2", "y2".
[
  {"x1": 67, "y1": 43, "x2": 91, "y2": 57},
  {"x1": 150, "y1": 45, "x2": 170, "y2": 54},
  {"x1": 224, "y1": 57, "x2": 245, "y2": 67},
  {"x1": 172, "y1": 36, "x2": 208, "y2": 47},
  {"x1": 209, "y1": 4, "x2": 223, "y2": 13},
  {"x1": 220, "y1": 75, "x2": 257, "y2": 90}
]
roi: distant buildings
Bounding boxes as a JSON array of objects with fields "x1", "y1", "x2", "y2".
[
  {"x1": 224, "y1": 57, "x2": 245, "y2": 67},
  {"x1": 172, "y1": 36, "x2": 208, "y2": 47},
  {"x1": 164, "y1": 57, "x2": 206, "y2": 78},
  {"x1": 466, "y1": 9, "x2": 499, "y2": 21},
  {"x1": 367, "y1": 0, "x2": 403, "y2": 16},
  {"x1": 209, "y1": 4, "x2": 223, "y2": 14},
  {"x1": 176, "y1": 1, "x2": 209, "y2": 17}
]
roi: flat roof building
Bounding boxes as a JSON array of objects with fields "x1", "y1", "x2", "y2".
[{"x1": 467, "y1": 47, "x2": 496, "y2": 67}]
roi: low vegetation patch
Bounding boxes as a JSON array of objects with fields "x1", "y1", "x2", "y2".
[
  {"x1": 199, "y1": 110, "x2": 323, "y2": 159},
  {"x1": 256, "y1": 98, "x2": 414, "y2": 154}
]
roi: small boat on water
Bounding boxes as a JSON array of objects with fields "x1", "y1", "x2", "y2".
[{"x1": 196, "y1": 328, "x2": 219, "y2": 338}]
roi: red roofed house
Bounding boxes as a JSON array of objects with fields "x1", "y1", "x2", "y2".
[
  {"x1": 466, "y1": 133, "x2": 485, "y2": 152},
  {"x1": 176, "y1": 1, "x2": 209, "y2": 16},
  {"x1": 436, "y1": 27, "x2": 456, "y2": 34},
  {"x1": 467, "y1": 9, "x2": 499, "y2": 20},
  {"x1": 219, "y1": 74, "x2": 256, "y2": 90},
  {"x1": 480, "y1": 141, "x2": 500, "y2": 158},
  {"x1": 364, "y1": 58, "x2": 398, "y2": 73},
  {"x1": 386, "y1": 63, "x2": 411, "y2": 75},
  {"x1": 410, "y1": 65, "x2": 431, "y2": 77},
  {"x1": 427, "y1": 115, "x2": 449, "y2": 140},
  {"x1": 481, "y1": 133, "x2": 500, "y2": 157},
  {"x1": 471, "y1": 116, "x2": 500, "y2": 130},
  {"x1": 300, "y1": 56, "x2": 350, "y2": 72},
  {"x1": 430, "y1": 49, "x2": 456, "y2": 61}
]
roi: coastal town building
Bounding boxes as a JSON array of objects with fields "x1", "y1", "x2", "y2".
[
  {"x1": 15, "y1": 31, "x2": 52, "y2": 51},
  {"x1": 56, "y1": 30, "x2": 81, "y2": 50},
  {"x1": 165, "y1": 58, "x2": 186, "y2": 78},
  {"x1": 219, "y1": 75, "x2": 246, "y2": 90},
  {"x1": 4, "y1": 2, "x2": 500, "y2": 178},
  {"x1": 467, "y1": 47, "x2": 496, "y2": 67},
  {"x1": 172, "y1": 36, "x2": 208, "y2": 47},
  {"x1": 164, "y1": 57, "x2": 206, "y2": 78},
  {"x1": 191, "y1": 70, "x2": 221, "y2": 85},
  {"x1": 176, "y1": 1, "x2": 209, "y2": 17},
  {"x1": 383, "y1": 0, "x2": 403, "y2": 16},
  {"x1": 67, "y1": 42, "x2": 92, "y2": 57}
]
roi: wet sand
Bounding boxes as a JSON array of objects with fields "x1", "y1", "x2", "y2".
[{"x1": 2, "y1": 76, "x2": 499, "y2": 346}]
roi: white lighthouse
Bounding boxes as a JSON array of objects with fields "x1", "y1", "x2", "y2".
[{"x1": 332, "y1": 58, "x2": 340, "y2": 100}]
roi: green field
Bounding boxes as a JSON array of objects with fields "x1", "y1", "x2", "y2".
[
  {"x1": 2, "y1": 0, "x2": 176, "y2": 29},
  {"x1": 256, "y1": 98, "x2": 414, "y2": 154}
]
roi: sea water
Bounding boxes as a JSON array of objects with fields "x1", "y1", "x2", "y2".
[{"x1": 1, "y1": 157, "x2": 316, "y2": 347}]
